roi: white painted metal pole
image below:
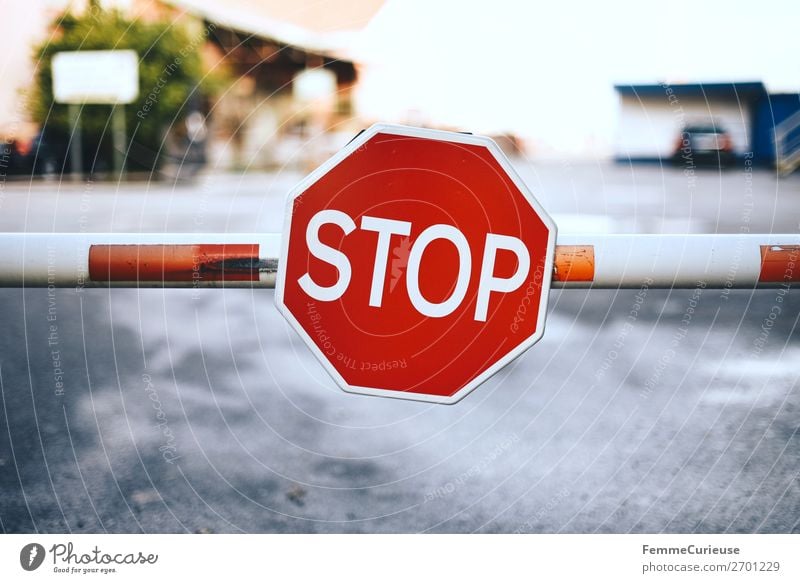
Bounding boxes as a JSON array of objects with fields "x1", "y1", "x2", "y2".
[{"x1": 0, "y1": 233, "x2": 796, "y2": 289}]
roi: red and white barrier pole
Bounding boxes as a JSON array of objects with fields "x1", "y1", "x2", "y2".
[
  {"x1": 0, "y1": 233, "x2": 796, "y2": 289},
  {"x1": 551, "y1": 234, "x2": 799, "y2": 288}
]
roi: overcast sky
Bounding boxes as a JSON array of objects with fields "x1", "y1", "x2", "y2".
[{"x1": 353, "y1": 0, "x2": 799, "y2": 155}]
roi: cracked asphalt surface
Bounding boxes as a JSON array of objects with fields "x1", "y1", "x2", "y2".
[{"x1": 1, "y1": 162, "x2": 799, "y2": 533}]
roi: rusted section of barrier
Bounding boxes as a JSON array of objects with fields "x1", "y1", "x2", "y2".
[{"x1": 89, "y1": 244, "x2": 261, "y2": 282}]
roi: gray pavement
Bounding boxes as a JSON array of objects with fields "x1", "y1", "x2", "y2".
[{"x1": 1, "y1": 161, "x2": 799, "y2": 533}]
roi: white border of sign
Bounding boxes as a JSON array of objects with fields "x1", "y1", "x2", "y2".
[{"x1": 275, "y1": 123, "x2": 557, "y2": 404}]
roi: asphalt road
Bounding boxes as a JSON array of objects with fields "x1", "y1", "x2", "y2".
[{"x1": 1, "y1": 161, "x2": 799, "y2": 533}]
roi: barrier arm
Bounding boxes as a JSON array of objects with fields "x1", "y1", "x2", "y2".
[{"x1": 0, "y1": 233, "x2": 797, "y2": 289}]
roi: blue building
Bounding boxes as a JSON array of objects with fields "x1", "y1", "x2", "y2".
[{"x1": 613, "y1": 81, "x2": 800, "y2": 173}]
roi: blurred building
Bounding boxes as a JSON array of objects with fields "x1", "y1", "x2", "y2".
[
  {"x1": 0, "y1": 0, "x2": 64, "y2": 145},
  {"x1": 614, "y1": 82, "x2": 800, "y2": 171},
  {"x1": 154, "y1": 0, "x2": 383, "y2": 169}
]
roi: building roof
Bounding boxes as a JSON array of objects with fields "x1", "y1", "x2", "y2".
[
  {"x1": 168, "y1": 0, "x2": 383, "y2": 57},
  {"x1": 614, "y1": 81, "x2": 767, "y2": 100}
]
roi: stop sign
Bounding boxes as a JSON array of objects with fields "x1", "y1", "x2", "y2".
[{"x1": 275, "y1": 124, "x2": 556, "y2": 403}]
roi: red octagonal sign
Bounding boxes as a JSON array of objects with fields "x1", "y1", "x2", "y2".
[{"x1": 275, "y1": 124, "x2": 556, "y2": 404}]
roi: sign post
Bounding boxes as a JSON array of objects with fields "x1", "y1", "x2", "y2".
[
  {"x1": 52, "y1": 50, "x2": 139, "y2": 179},
  {"x1": 112, "y1": 105, "x2": 127, "y2": 180},
  {"x1": 67, "y1": 103, "x2": 83, "y2": 182}
]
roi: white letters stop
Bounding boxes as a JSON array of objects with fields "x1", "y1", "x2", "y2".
[{"x1": 298, "y1": 210, "x2": 530, "y2": 322}]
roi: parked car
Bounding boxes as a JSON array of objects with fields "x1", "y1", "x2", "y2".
[
  {"x1": 673, "y1": 123, "x2": 735, "y2": 166},
  {"x1": 1, "y1": 138, "x2": 35, "y2": 175},
  {"x1": 2, "y1": 128, "x2": 72, "y2": 176}
]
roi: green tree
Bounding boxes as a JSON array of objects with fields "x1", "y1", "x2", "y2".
[{"x1": 30, "y1": 6, "x2": 219, "y2": 173}]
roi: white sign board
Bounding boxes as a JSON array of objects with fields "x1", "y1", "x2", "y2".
[{"x1": 52, "y1": 50, "x2": 139, "y2": 105}]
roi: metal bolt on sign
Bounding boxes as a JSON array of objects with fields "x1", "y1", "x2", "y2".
[{"x1": 0, "y1": 125, "x2": 797, "y2": 403}]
